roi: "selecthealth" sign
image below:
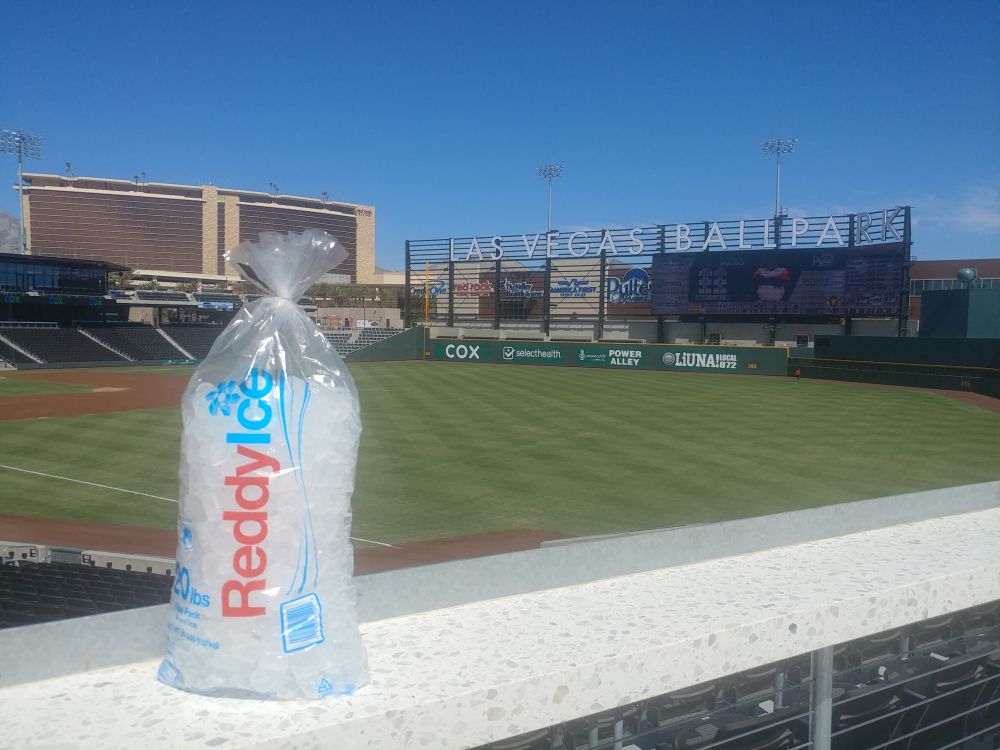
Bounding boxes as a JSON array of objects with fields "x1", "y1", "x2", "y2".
[{"x1": 500, "y1": 344, "x2": 564, "y2": 365}]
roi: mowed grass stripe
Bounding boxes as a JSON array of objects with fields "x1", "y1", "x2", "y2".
[
  {"x1": 0, "y1": 362, "x2": 997, "y2": 542},
  {"x1": 0, "y1": 378, "x2": 94, "y2": 399}
]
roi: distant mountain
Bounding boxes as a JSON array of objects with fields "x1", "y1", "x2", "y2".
[{"x1": 0, "y1": 210, "x2": 19, "y2": 253}]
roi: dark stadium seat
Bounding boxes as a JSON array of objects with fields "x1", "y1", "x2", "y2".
[
  {"x1": 670, "y1": 707, "x2": 804, "y2": 749},
  {"x1": 82, "y1": 324, "x2": 188, "y2": 360},
  {"x1": 136, "y1": 290, "x2": 190, "y2": 302},
  {"x1": 646, "y1": 680, "x2": 718, "y2": 729},
  {"x1": 894, "y1": 653, "x2": 990, "y2": 749},
  {"x1": 562, "y1": 704, "x2": 640, "y2": 750},
  {"x1": 0, "y1": 328, "x2": 126, "y2": 363},
  {"x1": 0, "y1": 561, "x2": 173, "y2": 628},
  {"x1": 829, "y1": 679, "x2": 906, "y2": 749},
  {"x1": 160, "y1": 324, "x2": 224, "y2": 359},
  {"x1": 483, "y1": 727, "x2": 552, "y2": 750},
  {"x1": 0, "y1": 335, "x2": 40, "y2": 365},
  {"x1": 909, "y1": 614, "x2": 961, "y2": 652}
]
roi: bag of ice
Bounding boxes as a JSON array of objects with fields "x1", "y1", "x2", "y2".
[{"x1": 158, "y1": 229, "x2": 368, "y2": 700}]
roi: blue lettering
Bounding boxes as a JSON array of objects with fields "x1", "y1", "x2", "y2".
[
  {"x1": 240, "y1": 369, "x2": 273, "y2": 399},
  {"x1": 226, "y1": 432, "x2": 271, "y2": 444},
  {"x1": 237, "y1": 398, "x2": 272, "y2": 431}
]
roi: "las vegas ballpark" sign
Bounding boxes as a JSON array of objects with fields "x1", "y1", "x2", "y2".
[{"x1": 442, "y1": 207, "x2": 908, "y2": 262}]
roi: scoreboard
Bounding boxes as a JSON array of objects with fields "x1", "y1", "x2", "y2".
[{"x1": 650, "y1": 244, "x2": 906, "y2": 317}]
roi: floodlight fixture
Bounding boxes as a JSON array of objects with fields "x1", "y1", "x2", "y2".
[
  {"x1": 269, "y1": 182, "x2": 280, "y2": 201},
  {"x1": 760, "y1": 137, "x2": 798, "y2": 219},
  {"x1": 1, "y1": 129, "x2": 44, "y2": 254},
  {"x1": 537, "y1": 164, "x2": 563, "y2": 232}
]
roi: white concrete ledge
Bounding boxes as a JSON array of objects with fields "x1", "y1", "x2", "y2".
[{"x1": 2, "y1": 506, "x2": 1000, "y2": 749}]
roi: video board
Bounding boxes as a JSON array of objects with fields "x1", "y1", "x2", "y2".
[{"x1": 650, "y1": 244, "x2": 906, "y2": 317}]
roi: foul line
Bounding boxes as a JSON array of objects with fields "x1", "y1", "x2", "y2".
[
  {"x1": 0, "y1": 463, "x2": 178, "y2": 503},
  {"x1": 0, "y1": 463, "x2": 399, "y2": 549}
]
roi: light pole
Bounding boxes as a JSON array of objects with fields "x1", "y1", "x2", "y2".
[
  {"x1": 269, "y1": 182, "x2": 280, "y2": 202},
  {"x1": 1, "y1": 129, "x2": 44, "y2": 254},
  {"x1": 760, "y1": 138, "x2": 797, "y2": 219},
  {"x1": 537, "y1": 164, "x2": 563, "y2": 232}
]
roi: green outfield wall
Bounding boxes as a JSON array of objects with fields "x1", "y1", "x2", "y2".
[
  {"x1": 344, "y1": 327, "x2": 424, "y2": 363},
  {"x1": 428, "y1": 339, "x2": 788, "y2": 375}
]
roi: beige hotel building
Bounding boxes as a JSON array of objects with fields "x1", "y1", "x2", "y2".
[{"x1": 17, "y1": 174, "x2": 376, "y2": 284}]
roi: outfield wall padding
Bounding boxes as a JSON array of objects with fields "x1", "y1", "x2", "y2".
[
  {"x1": 428, "y1": 339, "x2": 788, "y2": 375},
  {"x1": 814, "y1": 335, "x2": 1000, "y2": 368}
]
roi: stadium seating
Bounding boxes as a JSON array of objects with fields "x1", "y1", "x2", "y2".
[
  {"x1": 135, "y1": 290, "x2": 190, "y2": 302},
  {"x1": 0, "y1": 335, "x2": 39, "y2": 365},
  {"x1": 0, "y1": 561, "x2": 173, "y2": 628},
  {"x1": 0, "y1": 328, "x2": 126, "y2": 363},
  {"x1": 470, "y1": 601, "x2": 1000, "y2": 750},
  {"x1": 82, "y1": 325, "x2": 189, "y2": 361},
  {"x1": 160, "y1": 324, "x2": 225, "y2": 359},
  {"x1": 323, "y1": 328, "x2": 402, "y2": 357}
]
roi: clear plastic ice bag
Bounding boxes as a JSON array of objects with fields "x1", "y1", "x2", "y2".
[{"x1": 158, "y1": 229, "x2": 368, "y2": 700}]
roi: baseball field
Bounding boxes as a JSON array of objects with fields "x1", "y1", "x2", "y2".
[{"x1": 1, "y1": 362, "x2": 999, "y2": 553}]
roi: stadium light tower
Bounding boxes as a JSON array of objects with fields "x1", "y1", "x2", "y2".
[
  {"x1": 1, "y1": 129, "x2": 44, "y2": 254},
  {"x1": 537, "y1": 164, "x2": 563, "y2": 232},
  {"x1": 760, "y1": 137, "x2": 797, "y2": 219}
]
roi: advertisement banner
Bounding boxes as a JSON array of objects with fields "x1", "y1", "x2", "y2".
[
  {"x1": 499, "y1": 343, "x2": 565, "y2": 365},
  {"x1": 573, "y1": 344, "x2": 647, "y2": 369},
  {"x1": 653, "y1": 345, "x2": 787, "y2": 375},
  {"x1": 429, "y1": 338, "x2": 787, "y2": 375},
  {"x1": 429, "y1": 339, "x2": 497, "y2": 363}
]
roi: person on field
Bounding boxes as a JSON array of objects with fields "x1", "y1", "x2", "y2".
[{"x1": 794, "y1": 367, "x2": 801, "y2": 381}]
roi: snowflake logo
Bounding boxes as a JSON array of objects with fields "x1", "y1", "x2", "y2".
[{"x1": 206, "y1": 381, "x2": 240, "y2": 416}]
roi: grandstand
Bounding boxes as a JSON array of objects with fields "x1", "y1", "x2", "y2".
[
  {"x1": 158, "y1": 323, "x2": 223, "y2": 359},
  {"x1": 0, "y1": 326, "x2": 125, "y2": 363},
  {"x1": 0, "y1": 321, "x2": 411, "y2": 366},
  {"x1": 82, "y1": 323, "x2": 189, "y2": 361},
  {"x1": 0, "y1": 559, "x2": 173, "y2": 628},
  {"x1": 323, "y1": 326, "x2": 402, "y2": 356}
]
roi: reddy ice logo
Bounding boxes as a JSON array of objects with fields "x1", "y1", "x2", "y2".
[
  {"x1": 213, "y1": 368, "x2": 282, "y2": 618},
  {"x1": 206, "y1": 381, "x2": 241, "y2": 416}
]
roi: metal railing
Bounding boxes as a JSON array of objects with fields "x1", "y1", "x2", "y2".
[{"x1": 473, "y1": 601, "x2": 1000, "y2": 750}]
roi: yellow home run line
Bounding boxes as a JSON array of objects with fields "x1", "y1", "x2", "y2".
[{"x1": 0, "y1": 463, "x2": 398, "y2": 549}]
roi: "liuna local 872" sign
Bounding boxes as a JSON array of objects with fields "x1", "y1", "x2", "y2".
[{"x1": 434, "y1": 207, "x2": 907, "y2": 262}]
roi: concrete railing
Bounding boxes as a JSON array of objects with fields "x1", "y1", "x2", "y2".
[{"x1": 1, "y1": 482, "x2": 998, "y2": 749}]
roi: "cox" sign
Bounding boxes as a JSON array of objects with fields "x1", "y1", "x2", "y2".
[{"x1": 445, "y1": 343, "x2": 480, "y2": 360}]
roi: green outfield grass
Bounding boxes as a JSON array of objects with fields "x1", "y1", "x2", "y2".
[
  {"x1": 0, "y1": 363, "x2": 998, "y2": 544},
  {"x1": 0, "y1": 377, "x2": 94, "y2": 398}
]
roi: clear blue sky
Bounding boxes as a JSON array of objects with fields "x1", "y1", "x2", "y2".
[{"x1": 2, "y1": 1, "x2": 998, "y2": 266}]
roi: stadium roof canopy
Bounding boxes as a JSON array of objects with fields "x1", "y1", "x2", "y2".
[{"x1": 0, "y1": 251, "x2": 129, "y2": 273}]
